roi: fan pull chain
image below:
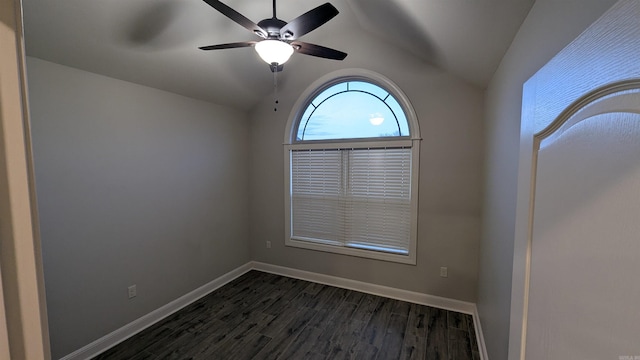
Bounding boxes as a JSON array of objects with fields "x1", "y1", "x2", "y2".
[{"x1": 273, "y1": 69, "x2": 279, "y2": 112}]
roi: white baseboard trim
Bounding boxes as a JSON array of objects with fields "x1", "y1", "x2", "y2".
[
  {"x1": 471, "y1": 304, "x2": 490, "y2": 360},
  {"x1": 59, "y1": 262, "x2": 253, "y2": 360},
  {"x1": 61, "y1": 261, "x2": 488, "y2": 360},
  {"x1": 251, "y1": 261, "x2": 476, "y2": 314}
]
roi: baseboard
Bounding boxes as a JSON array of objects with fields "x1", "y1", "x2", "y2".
[
  {"x1": 251, "y1": 261, "x2": 476, "y2": 314},
  {"x1": 471, "y1": 304, "x2": 490, "y2": 360},
  {"x1": 61, "y1": 261, "x2": 488, "y2": 360},
  {"x1": 59, "y1": 262, "x2": 253, "y2": 360}
]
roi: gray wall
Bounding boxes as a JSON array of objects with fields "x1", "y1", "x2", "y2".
[
  {"x1": 477, "y1": 0, "x2": 618, "y2": 358},
  {"x1": 26, "y1": 57, "x2": 250, "y2": 359},
  {"x1": 248, "y1": 31, "x2": 484, "y2": 302}
]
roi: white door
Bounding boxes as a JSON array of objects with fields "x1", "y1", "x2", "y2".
[{"x1": 512, "y1": 0, "x2": 640, "y2": 358}]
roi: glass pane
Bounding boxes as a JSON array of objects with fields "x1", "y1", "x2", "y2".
[
  {"x1": 297, "y1": 80, "x2": 411, "y2": 141},
  {"x1": 301, "y1": 92, "x2": 401, "y2": 140},
  {"x1": 349, "y1": 81, "x2": 388, "y2": 99},
  {"x1": 296, "y1": 106, "x2": 315, "y2": 141},
  {"x1": 385, "y1": 96, "x2": 410, "y2": 136},
  {"x1": 312, "y1": 82, "x2": 347, "y2": 107}
]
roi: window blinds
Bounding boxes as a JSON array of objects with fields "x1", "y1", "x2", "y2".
[{"x1": 290, "y1": 147, "x2": 412, "y2": 254}]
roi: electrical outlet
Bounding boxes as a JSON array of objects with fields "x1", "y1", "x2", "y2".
[
  {"x1": 266, "y1": 241, "x2": 271, "y2": 248},
  {"x1": 440, "y1": 267, "x2": 448, "y2": 278},
  {"x1": 128, "y1": 285, "x2": 137, "y2": 299}
]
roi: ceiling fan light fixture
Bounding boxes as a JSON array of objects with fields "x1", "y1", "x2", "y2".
[{"x1": 255, "y1": 40, "x2": 294, "y2": 65}]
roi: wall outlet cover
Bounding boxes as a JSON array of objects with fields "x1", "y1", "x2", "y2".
[{"x1": 128, "y1": 285, "x2": 137, "y2": 299}]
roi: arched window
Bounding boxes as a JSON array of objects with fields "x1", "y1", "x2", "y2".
[
  {"x1": 296, "y1": 81, "x2": 410, "y2": 141},
  {"x1": 284, "y1": 69, "x2": 420, "y2": 264}
]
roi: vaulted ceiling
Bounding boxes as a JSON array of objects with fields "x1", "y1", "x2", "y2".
[{"x1": 22, "y1": 0, "x2": 534, "y2": 110}]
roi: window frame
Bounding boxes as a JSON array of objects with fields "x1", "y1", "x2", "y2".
[{"x1": 283, "y1": 69, "x2": 421, "y2": 264}]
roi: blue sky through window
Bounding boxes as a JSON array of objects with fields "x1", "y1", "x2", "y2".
[{"x1": 297, "y1": 81, "x2": 410, "y2": 141}]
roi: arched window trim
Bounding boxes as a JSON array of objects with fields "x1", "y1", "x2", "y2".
[
  {"x1": 284, "y1": 69, "x2": 421, "y2": 145},
  {"x1": 283, "y1": 69, "x2": 421, "y2": 265}
]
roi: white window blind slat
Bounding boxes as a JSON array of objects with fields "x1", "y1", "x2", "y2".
[
  {"x1": 290, "y1": 147, "x2": 412, "y2": 255},
  {"x1": 345, "y1": 148, "x2": 411, "y2": 253},
  {"x1": 291, "y1": 149, "x2": 345, "y2": 243}
]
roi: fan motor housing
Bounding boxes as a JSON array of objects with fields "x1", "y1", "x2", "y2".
[{"x1": 258, "y1": 18, "x2": 288, "y2": 38}]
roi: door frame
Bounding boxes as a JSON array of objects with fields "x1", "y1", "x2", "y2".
[
  {"x1": 509, "y1": 0, "x2": 640, "y2": 358},
  {"x1": 0, "y1": 0, "x2": 51, "y2": 358}
]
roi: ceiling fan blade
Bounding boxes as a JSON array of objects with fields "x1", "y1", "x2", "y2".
[
  {"x1": 292, "y1": 41, "x2": 347, "y2": 60},
  {"x1": 199, "y1": 41, "x2": 257, "y2": 50},
  {"x1": 279, "y1": 3, "x2": 338, "y2": 40},
  {"x1": 202, "y1": 0, "x2": 267, "y2": 38}
]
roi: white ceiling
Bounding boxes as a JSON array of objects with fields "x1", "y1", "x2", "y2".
[{"x1": 22, "y1": 0, "x2": 534, "y2": 110}]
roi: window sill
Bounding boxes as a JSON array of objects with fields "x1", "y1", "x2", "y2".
[{"x1": 285, "y1": 238, "x2": 416, "y2": 265}]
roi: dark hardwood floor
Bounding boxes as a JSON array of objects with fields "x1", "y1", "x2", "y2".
[{"x1": 92, "y1": 271, "x2": 480, "y2": 360}]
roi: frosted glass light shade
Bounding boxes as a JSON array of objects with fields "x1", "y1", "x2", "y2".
[{"x1": 255, "y1": 40, "x2": 294, "y2": 65}]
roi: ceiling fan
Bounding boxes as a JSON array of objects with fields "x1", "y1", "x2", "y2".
[{"x1": 199, "y1": 0, "x2": 348, "y2": 72}]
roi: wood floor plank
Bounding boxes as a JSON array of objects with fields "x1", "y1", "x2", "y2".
[
  {"x1": 215, "y1": 286, "x2": 272, "y2": 320},
  {"x1": 351, "y1": 293, "x2": 381, "y2": 323},
  {"x1": 398, "y1": 304, "x2": 428, "y2": 360},
  {"x1": 281, "y1": 297, "x2": 358, "y2": 358},
  {"x1": 425, "y1": 307, "x2": 448, "y2": 359},
  {"x1": 189, "y1": 318, "x2": 274, "y2": 360},
  {"x1": 302, "y1": 351, "x2": 330, "y2": 360},
  {"x1": 92, "y1": 271, "x2": 480, "y2": 360},
  {"x1": 258, "y1": 305, "x2": 318, "y2": 338},
  {"x1": 470, "y1": 317, "x2": 482, "y2": 360},
  {"x1": 302, "y1": 281, "x2": 325, "y2": 295},
  {"x1": 229, "y1": 333, "x2": 273, "y2": 360},
  {"x1": 250, "y1": 335, "x2": 295, "y2": 360},
  {"x1": 343, "y1": 289, "x2": 366, "y2": 305},
  {"x1": 448, "y1": 327, "x2": 473, "y2": 360},
  {"x1": 467, "y1": 315, "x2": 479, "y2": 354},
  {"x1": 390, "y1": 298, "x2": 412, "y2": 317},
  {"x1": 149, "y1": 319, "x2": 227, "y2": 359},
  {"x1": 375, "y1": 313, "x2": 408, "y2": 360},
  {"x1": 322, "y1": 286, "x2": 350, "y2": 308},
  {"x1": 448, "y1": 311, "x2": 471, "y2": 331},
  {"x1": 315, "y1": 301, "x2": 360, "y2": 355},
  {"x1": 324, "y1": 319, "x2": 367, "y2": 359},
  {"x1": 325, "y1": 293, "x2": 381, "y2": 358},
  {"x1": 360, "y1": 296, "x2": 395, "y2": 347},
  {"x1": 291, "y1": 284, "x2": 338, "y2": 309},
  {"x1": 262, "y1": 277, "x2": 309, "y2": 316},
  {"x1": 250, "y1": 306, "x2": 325, "y2": 360},
  {"x1": 276, "y1": 319, "x2": 326, "y2": 359},
  {"x1": 207, "y1": 311, "x2": 274, "y2": 354},
  {"x1": 398, "y1": 334, "x2": 425, "y2": 360},
  {"x1": 351, "y1": 342, "x2": 379, "y2": 360}
]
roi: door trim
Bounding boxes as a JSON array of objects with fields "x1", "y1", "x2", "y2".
[{"x1": 0, "y1": 0, "x2": 51, "y2": 358}]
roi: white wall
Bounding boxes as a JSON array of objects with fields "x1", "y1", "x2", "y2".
[
  {"x1": 26, "y1": 57, "x2": 251, "y2": 359},
  {"x1": 477, "y1": 0, "x2": 618, "y2": 358},
  {"x1": 248, "y1": 30, "x2": 484, "y2": 302}
]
